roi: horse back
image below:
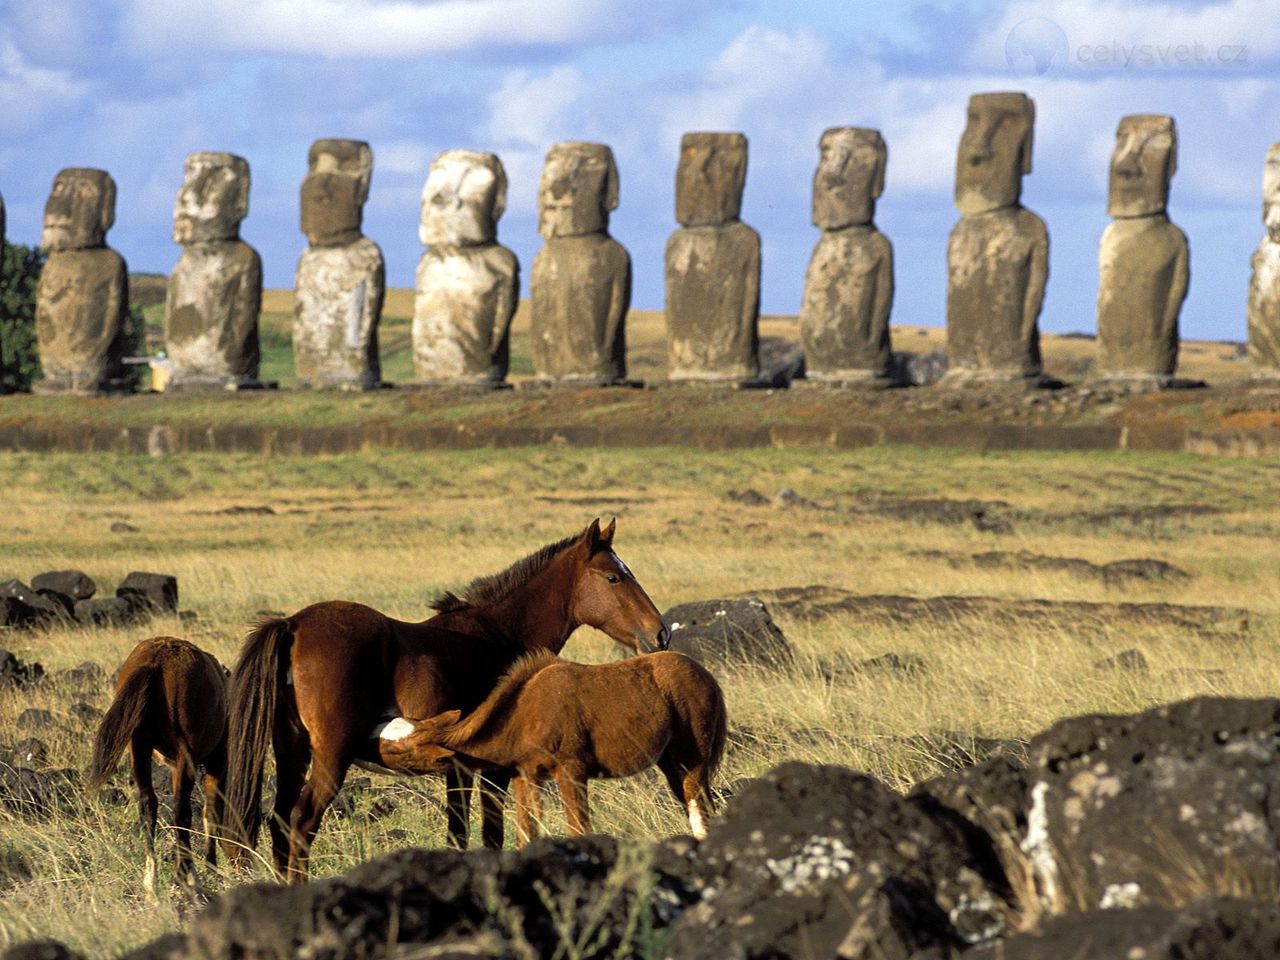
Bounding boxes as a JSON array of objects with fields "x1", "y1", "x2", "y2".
[{"x1": 120, "y1": 636, "x2": 229, "y2": 764}]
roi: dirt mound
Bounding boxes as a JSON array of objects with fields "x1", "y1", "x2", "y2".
[{"x1": 913, "y1": 549, "x2": 1191, "y2": 584}]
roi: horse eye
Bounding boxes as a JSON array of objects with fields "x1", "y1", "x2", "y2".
[{"x1": 606, "y1": 574, "x2": 621, "y2": 584}]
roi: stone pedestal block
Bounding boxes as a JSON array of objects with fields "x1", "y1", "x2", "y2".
[
  {"x1": 531, "y1": 234, "x2": 630, "y2": 384},
  {"x1": 412, "y1": 245, "x2": 518, "y2": 385},
  {"x1": 946, "y1": 207, "x2": 1048, "y2": 381},
  {"x1": 665, "y1": 222, "x2": 761, "y2": 383},
  {"x1": 35, "y1": 249, "x2": 129, "y2": 394},
  {"x1": 293, "y1": 238, "x2": 384, "y2": 389},
  {"x1": 166, "y1": 242, "x2": 263, "y2": 387},
  {"x1": 1096, "y1": 216, "x2": 1188, "y2": 381},
  {"x1": 800, "y1": 228, "x2": 892, "y2": 384}
]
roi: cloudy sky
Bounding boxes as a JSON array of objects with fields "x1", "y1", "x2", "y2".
[{"x1": 1, "y1": 0, "x2": 1276, "y2": 340}]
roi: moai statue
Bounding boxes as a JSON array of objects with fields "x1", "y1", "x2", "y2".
[
  {"x1": 665, "y1": 132, "x2": 761, "y2": 383},
  {"x1": 945, "y1": 92, "x2": 1048, "y2": 384},
  {"x1": 1095, "y1": 115, "x2": 1189, "y2": 385},
  {"x1": 0, "y1": 188, "x2": 6, "y2": 391},
  {"x1": 293, "y1": 139, "x2": 384, "y2": 389},
  {"x1": 799, "y1": 127, "x2": 893, "y2": 385},
  {"x1": 412, "y1": 150, "x2": 518, "y2": 387},
  {"x1": 165, "y1": 152, "x2": 264, "y2": 389},
  {"x1": 34, "y1": 168, "x2": 130, "y2": 394},
  {"x1": 531, "y1": 142, "x2": 631, "y2": 385},
  {"x1": 1247, "y1": 143, "x2": 1280, "y2": 376}
]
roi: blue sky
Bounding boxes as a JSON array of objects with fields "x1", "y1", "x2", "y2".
[{"x1": 1, "y1": 0, "x2": 1277, "y2": 340}]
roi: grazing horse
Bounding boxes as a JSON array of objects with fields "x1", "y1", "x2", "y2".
[
  {"x1": 225, "y1": 519, "x2": 668, "y2": 882},
  {"x1": 382, "y1": 650, "x2": 727, "y2": 844},
  {"x1": 88, "y1": 636, "x2": 230, "y2": 898}
]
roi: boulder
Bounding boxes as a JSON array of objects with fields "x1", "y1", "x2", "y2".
[
  {"x1": 116, "y1": 572, "x2": 178, "y2": 613},
  {"x1": 1, "y1": 942, "x2": 85, "y2": 960},
  {"x1": 16, "y1": 709, "x2": 54, "y2": 732},
  {"x1": 664, "y1": 597, "x2": 792, "y2": 666},
  {"x1": 0, "y1": 649, "x2": 45, "y2": 687},
  {"x1": 964, "y1": 898, "x2": 1280, "y2": 960},
  {"x1": 73, "y1": 597, "x2": 136, "y2": 626},
  {"x1": 0, "y1": 597, "x2": 37, "y2": 629},
  {"x1": 667, "y1": 762, "x2": 1009, "y2": 959},
  {"x1": 30, "y1": 570, "x2": 96, "y2": 601}
]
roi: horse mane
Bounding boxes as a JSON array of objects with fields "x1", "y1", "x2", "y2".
[
  {"x1": 444, "y1": 649, "x2": 561, "y2": 746},
  {"x1": 430, "y1": 532, "x2": 581, "y2": 613}
]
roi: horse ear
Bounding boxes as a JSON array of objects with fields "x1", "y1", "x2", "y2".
[
  {"x1": 601, "y1": 517, "x2": 616, "y2": 543},
  {"x1": 583, "y1": 518, "x2": 603, "y2": 549}
]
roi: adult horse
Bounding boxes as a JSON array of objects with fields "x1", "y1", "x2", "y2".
[{"x1": 225, "y1": 519, "x2": 668, "y2": 882}]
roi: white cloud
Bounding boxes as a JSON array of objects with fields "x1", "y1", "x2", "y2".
[
  {"x1": 0, "y1": 41, "x2": 91, "y2": 134},
  {"x1": 124, "y1": 0, "x2": 673, "y2": 58}
]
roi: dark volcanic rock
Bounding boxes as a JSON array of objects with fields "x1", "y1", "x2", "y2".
[
  {"x1": 664, "y1": 597, "x2": 793, "y2": 666},
  {"x1": 73, "y1": 597, "x2": 136, "y2": 627},
  {"x1": 1, "y1": 942, "x2": 85, "y2": 960},
  {"x1": 116, "y1": 572, "x2": 178, "y2": 613},
  {"x1": 964, "y1": 898, "x2": 1280, "y2": 959},
  {"x1": 16, "y1": 709, "x2": 54, "y2": 732},
  {"x1": 0, "y1": 766, "x2": 79, "y2": 819},
  {"x1": 667, "y1": 762, "x2": 1009, "y2": 959},
  {"x1": 30, "y1": 570, "x2": 96, "y2": 601},
  {"x1": 0, "y1": 598, "x2": 38, "y2": 629},
  {"x1": 0, "y1": 649, "x2": 45, "y2": 687},
  {"x1": 58, "y1": 661, "x2": 105, "y2": 689},
  {"x1": 1093, "y1": 648, "x2": 1149, "y2": 672},
  {"x1": 11, "y1": 739, "x2": 47, "y2": 766}
]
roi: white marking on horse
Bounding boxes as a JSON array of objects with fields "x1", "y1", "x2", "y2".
[
  {"x1": 142, "y1": 851, "x2": 158, "y2": 898},
  {"x1": 610, "y1": 551, "x2": 633, "y2": 580},
  {"x1": 687, "y1": 798, "x2": 707, "y2": 840},
  {"x1": 372, "y1": 717, "x2": 415, "y2": 742}
]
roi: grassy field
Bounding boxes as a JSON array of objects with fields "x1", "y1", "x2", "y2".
[{"x1": 1, "y1": 445, "x2": 1279, "y2": 955}]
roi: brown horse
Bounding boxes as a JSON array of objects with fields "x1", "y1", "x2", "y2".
[
  {"x1": 225, "y1": 519, "x2": 668, "y2": 882},
  {"x1": 88, "y1": 636, "x2": 230, "y2": 898},
  {"x1": 383, "y1": 650, "x2": 727, "y2": 845}
]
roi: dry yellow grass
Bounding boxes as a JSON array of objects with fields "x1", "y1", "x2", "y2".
[{"x1": 1, "y1": 446, "x2": 1277, "y2": 954}]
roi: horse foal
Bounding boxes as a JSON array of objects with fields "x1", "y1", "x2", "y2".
[
  {"x1": 391, "y1": 650, "x2": 727, "y2": 845},
  {"x1": 88, "y1": 637, "x2": 230, "y2": 898}
]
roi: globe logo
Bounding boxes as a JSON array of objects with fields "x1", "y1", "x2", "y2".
[{"x1": 1005, "y1": 17, "x2": 1069, "y2": 77}]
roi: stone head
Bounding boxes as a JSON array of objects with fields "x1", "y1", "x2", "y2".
[
  {"x1": 419, "y1": 150, "x2": 507, "y2": 247},
  {"x1": 675, "y1": 131, "x2": 748, "y2": 226},
  {"x1": 813, "y1": 127, "x2": 886, "y2": 229},
  {"x1": 1107, "y1": 115, "x2": 1177, "y2": 218},
  {"x1": 954, "y1": 92, "x2": 1034, "y2": 216},
  {"x1": 1263, "y1": 143, "x2": 1280, "y2": 242},
  {"x1": 173, "y1": 152, "x2": 250, "y2": 244},
  {"x1": 538, "y1": 142, "x2": 618, "y2": 239},
  {"x1": 300, "y1": 139, "x2": 373, "y2": 246},
  {"x1": 41, "y1": 168, "x2": 116, "y2": 251}
]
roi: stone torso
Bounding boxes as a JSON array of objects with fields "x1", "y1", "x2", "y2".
[
  {"x1": 799, "y1": 225, "x2": 892, "y2": 379},
  {"x1": 1248, "y1": 239, "x2": 1280, "y2": 371},
  {"x1": 166, "y1": 241, "x2": 262, "y2": 383},
  {"x1": 665, "y1": 221, "x2": 761, "y2": 381},
  {"x1": 412, "y1": 244, "x2": 518, "y2": 383},
  {"x1": 293, "y1": 237, "x2": 385, "y2": 389},
  {"x1": 1096, "y1": 215, "x2": 1188, "y2": 377},
  {"x1": 35, "y1": 248, "x2": 127, "y2": 392},
  {"x1": 531, "y1": 234, "x2": 630, "y2": 382},
  {"x1": 946, "y1": 207, "x2": 1047, "y2": 378}
]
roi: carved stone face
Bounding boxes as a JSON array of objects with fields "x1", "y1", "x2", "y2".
[
  {"x1": 1108, "y1": 115, "x2": 1177, "y2": 218},
  {"x1": 675, "y1": 132, "x2": 748, "y2": 226},
  {"x1": 954, "y1": 92, "x2": 1034, "y2": 216},
  {"x1": 173, "y1": 152, "x2": 250, "y2": 244},
  {"x1": 300, "y1": 139, "x2": 373, "y2": 246},
  {"x1": 42, "y1": 168, "x2": 116, "y2": 251},
  {"x1": 538, "y1": 142, "x2": 618, "y2": 239},
  {"x1": 1263, "y1": 143, "x2": 1280, "y2": 242},
  {"x1": 813, "y1": 127, "x2": 886, "y2": 229},
  {"x1": 419, "y1": 150, "x2": 507, "y2": 247}
]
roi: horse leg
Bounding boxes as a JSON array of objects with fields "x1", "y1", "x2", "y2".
[
  {"x1": 553, "y1": 767, "x2": 591, "y2": 837},
  {"x1": 513, "y1": 774, "x2": 543, "y2": 848},
  {"x1": 201, "y1": 745, "x2": 227, "y2": 865},
  {"x1": 129, "y1": 738, "x2": 159, "y2": 900},
  {"x1": 171, "y1": 754, "x2": 197, "y2": 894},
  {"x1": 285, "y1": 749, "x2": 350, "y2": 884},
  {"x1": 659, "y1": 753, "x2": 712, "y2": 841},
  {"x1": 478, "y1": 769, "x2": 511, "y2": 850},
  {"x1": 444, "y1": 765, "x2": 473, "y2": 850},
  {"x1": 269, "y1": 725, "x2": 311, "y2": 882}
]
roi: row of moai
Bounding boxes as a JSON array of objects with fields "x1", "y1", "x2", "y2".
[{"x1": 12, "y1": 92, "x2": 1280, "y2": 394}]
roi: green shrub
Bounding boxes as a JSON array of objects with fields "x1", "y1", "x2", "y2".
[{"x1": 0, "y1": 242, "x2": 44, "y2": 391}]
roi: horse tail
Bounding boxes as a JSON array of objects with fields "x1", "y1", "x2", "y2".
[
  {"x1": 87, "y1": 665, "x2": 157, "y2": 790},
  {"x1": 703, "y1": 669, "x2": 728, "y2": 784},
  {"x1": 225, "y1": 617, "x2": 292, "y2": 852}
]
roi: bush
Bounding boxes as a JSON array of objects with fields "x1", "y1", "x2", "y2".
[{"x1": 0, "y1": 243, "x2": 44, "y2": 392}]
